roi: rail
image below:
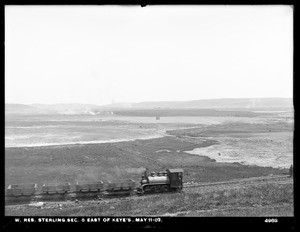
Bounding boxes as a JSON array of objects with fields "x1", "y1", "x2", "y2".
[{"x1": 5, "y1": 174, "x2": 293, "y2": 206}]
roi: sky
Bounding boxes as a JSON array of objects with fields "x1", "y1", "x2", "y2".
[{"x1": 5, "y1": 5, "x2": 293, "y2": 106}]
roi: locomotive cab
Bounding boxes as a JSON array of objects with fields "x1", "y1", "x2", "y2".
[{"x1": 166, "y1": 169, "x2": 183, "y2": 191}]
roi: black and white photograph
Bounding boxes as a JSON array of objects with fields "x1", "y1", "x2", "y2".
[{"x1": 4, "y1": 4, "x2": 294, "y2": 228}]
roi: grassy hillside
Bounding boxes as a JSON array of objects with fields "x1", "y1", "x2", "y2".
[{"x1": 5, "y1": 182, "x2": 293, "y2": 217}]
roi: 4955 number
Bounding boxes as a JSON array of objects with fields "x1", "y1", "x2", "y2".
[{"x1": 265, "y1": 218, "x2": 278, "y2": 223}]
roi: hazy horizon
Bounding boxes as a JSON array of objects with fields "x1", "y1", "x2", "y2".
[
  {"x1": 5, "y1": 96, "x2": 293, "y2": 107},
  {"x1": 5, "y1": 5, "x2": 293, "y2": 105}
]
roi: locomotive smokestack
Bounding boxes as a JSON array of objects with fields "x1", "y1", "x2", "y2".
[{"x1": 144, "y1": 167, "x2": 149, "y2": 178}]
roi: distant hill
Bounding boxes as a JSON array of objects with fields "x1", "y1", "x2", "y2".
[
  {"x1": 5, "y1": 104, "x2": 57, "y2": 115},
  {"x1": 30, "y1": 103, "x2": 100, "y2": 115},
  {"x1": 100, "y1": 103, "x2": 133, "y2": 109},
  {"x1": 5, "y1": 103, "x2": 100, "y2": 115},
  {"x1": 5, "y1": 98, "x2": 293, "y2": 115},
  {"x1": 101, "y1": 98, "x2": 293, "y2": 109}
]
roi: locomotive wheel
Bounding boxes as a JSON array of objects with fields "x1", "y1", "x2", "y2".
[
  {"x1": 161, "y1": 186, "x2": 169, "y2": 192},
  {"x1": 156, "y1": 186, "x2": 161, "y2": 192},
  {"x1": 143, "y1": 186, "x2": 151, "y2": 192},
  {"x1": 149, "y1": 186, "x2": 156, "y2": 193}
]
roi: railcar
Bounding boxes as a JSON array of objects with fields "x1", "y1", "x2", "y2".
[
  {"x1": 7, "y1": 183, "x2": 37, "y2": 197},
  {"x1": 104, "y1": 179, "x2": 135, "y2": 196},
  {"x1": 42, "y1": 182, "x2": 71, "y2": 194},
  {"x1": 75, "y1": 181, "x2": 104, "y2": 193}
]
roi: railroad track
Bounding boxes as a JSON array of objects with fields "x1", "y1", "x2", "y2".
[
  {"x1": 184, "y1": 174, "x2": 292, "y2": 189},
  {"x1": 184, "y1": 179, "x2": 293, "y2": 194},
  {"x1": 5, "y1": 175, "x2": 293, "y2": 206}
]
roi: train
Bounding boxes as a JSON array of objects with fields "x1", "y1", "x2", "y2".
[
  {"x1": 5, "y1": 168, "x2": 184, "y2": 201},
  {"x1": 137, "y1": 168, "x2": 183, "y2": 194}
]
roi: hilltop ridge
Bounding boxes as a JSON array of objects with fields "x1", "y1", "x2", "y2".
[{"x1": 5, "y1": 98, "x2": 293, "y2": 115}]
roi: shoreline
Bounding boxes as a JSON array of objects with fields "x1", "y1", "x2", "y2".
[
  {"x1": 5, "y1": 134, "x2": 166, "y2": 149},
  {"x1": 5, "y1": 134, "x2": 289, "y2": 172}
]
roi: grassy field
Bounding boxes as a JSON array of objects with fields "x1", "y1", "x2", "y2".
[{"x1": 5, "y1": 182, "x2": 293, "y2": 217}]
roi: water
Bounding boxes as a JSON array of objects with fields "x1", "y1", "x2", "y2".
[{"x1": 5, "y1": 115, "x2": 166, "y2": 148}]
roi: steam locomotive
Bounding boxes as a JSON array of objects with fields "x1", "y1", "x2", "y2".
[
  {"x1": 6, "y1": 168, "x2": 184, "y2": 200},
  {"x1": 137, "y1": 168, "x2": 183, "y2": 194}
]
